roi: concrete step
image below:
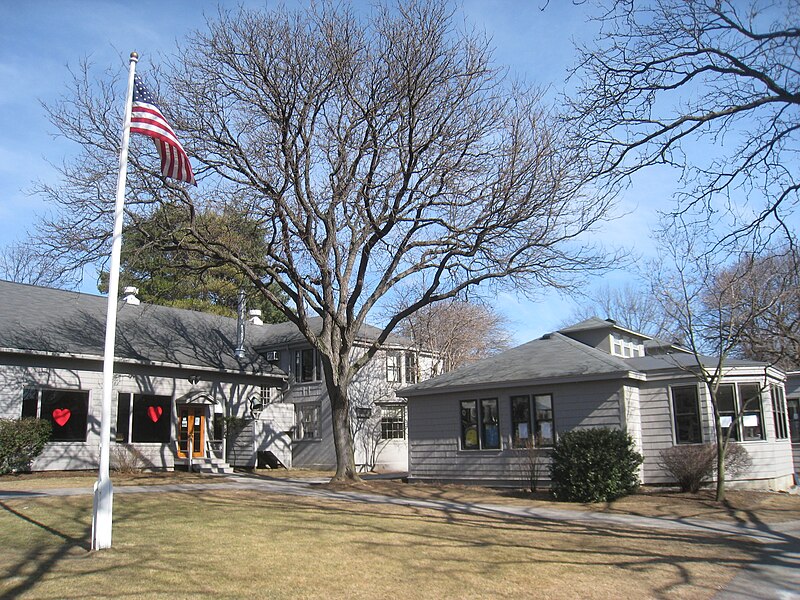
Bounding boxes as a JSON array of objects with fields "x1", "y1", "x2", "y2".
[{"x1": 190, "y1": 457, "x2": 234, "y2": 475}]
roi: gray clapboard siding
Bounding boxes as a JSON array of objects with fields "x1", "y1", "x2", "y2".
[{"x1": 408, "y1": 380, "x2": 624, "y2": 484}]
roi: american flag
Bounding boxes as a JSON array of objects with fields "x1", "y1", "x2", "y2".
[{"x1": 131, "y1": 75, "x2": 196, "y2": 185}]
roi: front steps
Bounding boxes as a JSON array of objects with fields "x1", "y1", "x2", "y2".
[{"x1": 188, "y1": 456, "x2": 234, "y2": 475}]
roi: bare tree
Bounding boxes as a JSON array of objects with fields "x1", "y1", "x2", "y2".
[
  {"x1": 651, "y1": 215, "x2": 786, "y2": 501},
  {"x1": 570, "y1": 0, "x2": 800, "y2": 244},
  {"x1": 394, "y1": 298, "x2": 512, "y2": 372},
  {"x1": 715, "y1": 248, "x2": 800, "y2": 370},
  {"x1": 34, "y1": 2, "x2": 614, "y2": 481},
  {"x1": 0, "y1": 241, "x2": 76, "y2": 288},
  {"x1": 567, "y1": 283, "x2": 677, "y2": 340}
]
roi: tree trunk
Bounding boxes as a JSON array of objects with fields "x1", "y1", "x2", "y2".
[
  {"x1": 714, "y1": 419, "x2": 726, "y2": 502},
  {"x1": 328, "y1": 382, "x2": 361, "y2": 482}
]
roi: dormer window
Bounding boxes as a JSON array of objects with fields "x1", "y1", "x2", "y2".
[{"x1": 610, "y1": 333, "x2": 644, "y2": 358}]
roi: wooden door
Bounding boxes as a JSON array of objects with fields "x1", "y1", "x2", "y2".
[{"x1": 177, "y1": 406, "x2": 205, "y2": 458}]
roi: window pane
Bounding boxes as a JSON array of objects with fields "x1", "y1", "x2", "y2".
[
  {"x1": 131, "y1": 395, "x2": 171, "y2": 443},
  {"x1": 737, "y1": 384, "x2": 763, "y2": 441},
  {"x1": 404, "y1": 353, "x2": 417, "y2": 384},
  {"x1": 480, "y1": 398, "x2": 500, "y2": 449},
  {"x1": 534, "y1": 394, "x2": 554, "y2": 447},
  {"x1": 789, "y1": 399, "x2": 800, "y2": 443},
  {"x1": 738, "y1": 384, "x2": 761, "y2": 412},
  {"x1": 295, "y1": 403, "x2": 320, "y2": 439},
  {"x1": 386, "y1": 353, "x2": 401, "y2": 383},
  {"x1": 301, "y1": 349, "x2": 314, "y2": 382},
  {"x1": 671, "y1": 385, "x2": 702, "y2": 444},
  {"x1": 716, "y1": 385, "x2": 736, "y2": 413},
  {"x1": 460, "y1": 400, "x2": 478, "y2": 449},
  {"x1": 380, "y1": 406, "x2": 406, "y2": 440},
  {"x1": 511, "y1": 396, "x2": 531, "y2": 448},
  {"x1": 534, "y1": 395, "x2": 553, "y2": 421},
  {"x1": 771, "y1": 385, "x2": 788, "y2": 440},
  {"x1": 41, "y1": 390, "x2": 89, "y2": 442},
  {"x1": 116, "y1": 393, "x2": 131, "y2": 443},
  {"x1": 21, "y1": 388, "x2": 38, "y2": 419}
]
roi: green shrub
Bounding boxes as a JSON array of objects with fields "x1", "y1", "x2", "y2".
[
  {"x1": 550, "y1": 428, "x2": 643, "y2": 503},
  {"x1": 0, "y1": 418, "x2": 52, "y2": 474}
]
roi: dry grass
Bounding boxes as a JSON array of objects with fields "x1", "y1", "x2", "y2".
[
  {"x1": 0, "y1": 488, "x2": 761, "y2": 599},
  {"x1": 0, "y1": 469, "x2": 224, "y2": 491},
  {"x1": 334, "y1": 479, "x2": 800, "y2": 526}
]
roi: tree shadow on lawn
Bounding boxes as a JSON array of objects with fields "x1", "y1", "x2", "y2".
[
  {"x1": 0, "y1": 487, "x2": 791, "y2": 599},
  {"x1": 0, "y1": 499, "x2": 92, "y2": 600},
  {"x1": 192, "y1": 489, "x2": 762, "y2": 598}
]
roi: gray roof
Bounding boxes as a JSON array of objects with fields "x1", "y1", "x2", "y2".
[
  {"x1": 0, "y1": 280, "x2": 286, "y2": 376},
  {"x1": 398, "y1": 318, "x2": 772, "y2": 397},
  {"x1": 398, "y1": 332, "x2": 637, "y2": 396},
  {"x1": 253, "y1": 316, "x2": 412, "y2": 349},
  {"x1": 559, "y1": 316, "x2": 651, "y2": 340},
  {"x1": 624, "y1": 352, "x2": 766, "y2": 372}
]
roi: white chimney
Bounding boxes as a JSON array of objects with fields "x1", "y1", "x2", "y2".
[
  {"x1": 248, "y1": 309, "x2": 263, "y2": 326},
  {"x1": 122, "y1": 286, "x2": 140, "y2": 305}
]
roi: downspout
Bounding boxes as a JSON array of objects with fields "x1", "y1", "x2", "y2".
[{"x1": 235, "y1": 290, "x2": 246, "y2": 360}]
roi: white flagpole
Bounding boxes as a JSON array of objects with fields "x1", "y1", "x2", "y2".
[{"x1": 92, "y1": 51, "x2": 138, "y2": 551}]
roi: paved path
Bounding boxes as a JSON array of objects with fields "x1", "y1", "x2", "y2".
[{"x1": 2, "y1": 474, "x2": 798, "y2": 598}]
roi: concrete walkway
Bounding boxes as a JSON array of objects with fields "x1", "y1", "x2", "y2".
[{"x1": 2, "y1": 474, "x2": 798, "y2": 598}]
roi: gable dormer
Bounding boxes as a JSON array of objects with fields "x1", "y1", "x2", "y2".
[{"x1": 559, "y1": 317, "x2": 648, "y2": 358}]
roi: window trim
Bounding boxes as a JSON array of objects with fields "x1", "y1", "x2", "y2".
[
  {"x1": 788, "y1": 397, "x2": 800, "y2": 444},
  {"x1": 23, "y1": 387, "x2": 90, "y2": 443},
  {"x1": 459, "y1": 398, "x2": 500, "y2": 451},
  {"x1": 511, "y1": 393, "x2": 555, "y2": 448},
  {"x1": 379, "y1": 404, "x2": 406, "y2": 440},
  {"x1": 294, "y1": 402, "x2": 321, "y2": 441},
  {"x1": 770, "y1": 384, "x2": 789, "y2": 440},
  {"x1": 386, "y1": 352, "x2": 402, "y2": 383},
  {"x1": 670, "y1": 384, "x2": 703, "y2": 445},
  {"x1": 116, "y1": 393, "x2": 172, "y2": 444},
  {"x1": 716, "y1": 382, "x2": 766, "y2": 442},
  {"x1": 295, "y1": 349, "x2": 322, "y2": 383}
]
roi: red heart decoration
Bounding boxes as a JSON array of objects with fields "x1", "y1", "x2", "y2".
[
  {"x1": 147, "y1": 405, "x2": 163, "y2": 423},
  {"x1": 52, "y1": 408, "x2": 71, "y2": 427}
]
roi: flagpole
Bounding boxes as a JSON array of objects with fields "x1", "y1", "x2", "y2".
[{"x1": 92, "y1": 51, "x2": 138, "y2": 551}]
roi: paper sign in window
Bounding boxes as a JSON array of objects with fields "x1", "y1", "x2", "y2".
[{"x1": 743, "y1": 414, "x2": 759, "y2": 427}]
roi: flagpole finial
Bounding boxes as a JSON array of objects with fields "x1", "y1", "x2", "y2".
[{"x1": 130, "y1": 51, "x2": 139, "y2": 62}]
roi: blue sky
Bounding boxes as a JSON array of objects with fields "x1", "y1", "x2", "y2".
[{"x1": 0, "y1": 1, "x2": 662, "y2": 343}]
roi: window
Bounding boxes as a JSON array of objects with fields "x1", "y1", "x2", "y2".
[
  {"x1": 386, "y1": 353, "x2": 401, "y2": 383},
  {"x1": 511, "y1": 396, "x2": 531, "y2": 447},
  {"x1": 116, "y1": 393, "x2": 171, "y2": 443},
  {"x1": 610, "y1": 334, "x2": 644, "y2": 358},
  {"x1": 771, "y1": 385, "x2": 789, "y2": 440},
  {"x1": 294, "y1": 402, "x2": 321, "y2": 440},
  {"x1": 716, "y1": 384, "x2": 739, "y2": 441},
  {"x1": 459, "y1": 398, "x2": 500, "y2": 450},
  {"x1": 671, "y1": 385, "x2": 702, "y2": 444},
  {"x1": 716, "y1": 383, "x2": 765, "y2": 442},
  {"x1": 738, "y1": 383, "x2": 764, "y2": 441},
  {"x1": 295, "y1": 349, "x2": 322, "y2": 383},
  {"x1": 788, "y1": 398, "x2": 800, "y2": 443},
  {"x1": 22, "y1": 387, "x2": 90, "y2": 442},
  {"x1": 534, "y1": 395, "x2": 555, "y2": 446},
  {"x1": 511, "y1": 394, "x2": 555, "y2": 448},
  {"x1": 380, "y1": 405, "x2": 406, "y2": 439},
  {"x1": 404, "y1": 352, "x2": 417, "y2": 384},
  {"x1": 116, "y1": 393, "x2": 131, "y2": 443}
]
